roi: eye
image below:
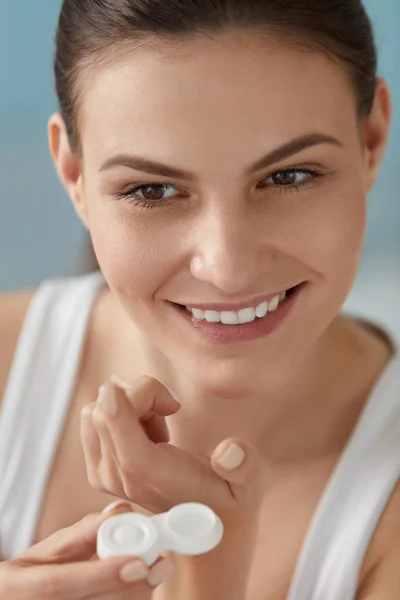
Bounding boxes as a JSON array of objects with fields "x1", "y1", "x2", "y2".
[
  {"x1": 258, "y1": 168, "x2": 324, "y2": 191},
  {"x1": 268, "y1": 170, "x2": 309, "y2": 186},
  {"x1": 130, "y1": 183, "x2": 179, "y2": 201},
  {"x1": 114, "y1": 182, "x2": 185, "y2": 209}
]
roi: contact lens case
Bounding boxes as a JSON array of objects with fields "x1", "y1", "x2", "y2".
[{"x1": 97, "y1": 502, "x2": 224, "y2": 566}]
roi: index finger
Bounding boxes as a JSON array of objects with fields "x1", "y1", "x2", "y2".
[
  {"x1": 110, "y1": 375, "x2": 181, "y2": 421},
  {"x1": 18, "y1": 514, "x2": 102, "y2": 563},
  {"x1": 9, "y1": 556, "x2": 152, "y2": 600}
]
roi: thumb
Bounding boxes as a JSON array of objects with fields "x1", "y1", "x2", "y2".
[
  {"x1": 210, "y1": 438, "x2": 271, "y2": 503},
  {"x1": 18, "y1": 503, "x2": 135, "y2": 564},
  {"x1": 18, "y1": 513, "x2": 104, "y2": 563}
]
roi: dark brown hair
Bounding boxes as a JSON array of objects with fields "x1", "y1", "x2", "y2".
[{"x1": 54, "y1": 0, "x2": 378, "y2": 155}]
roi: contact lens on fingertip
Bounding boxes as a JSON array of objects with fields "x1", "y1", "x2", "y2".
[
  {"x1": 97, "y1": 502, "x2": 224, "y2": 566},
  {"x1": 167, "y1": 389, "x2": 182, "y2": 404}
]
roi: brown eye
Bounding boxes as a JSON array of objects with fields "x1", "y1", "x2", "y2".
[
  {"x1": 259, "y1": 168, "x2": 320, "y2": 190},
  {"x1": 140, "y1": 184, "x2": 168, "y2": 200},
  {"x1": 120, "y1": 182, "x2": 180, "y2": 203},
  {"x1": 271, "y1": 170, "x2": 299, "y2": 186}
]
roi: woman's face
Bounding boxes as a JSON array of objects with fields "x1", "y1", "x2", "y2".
[{"x1": 60, "y1": 32, "x2": 389, "y2": 397}]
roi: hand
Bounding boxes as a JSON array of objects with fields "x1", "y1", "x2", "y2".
[
  {"x1": 0, "y1": 503, "x2": 173, "y2": 599},
  {"x1": 81, "y1": 376, "x2": 270, "y2": 518}
]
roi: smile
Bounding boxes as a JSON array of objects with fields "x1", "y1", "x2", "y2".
[
  {"x1": 169, "y1": 284, "x2": 306, "y2": 343},
  {"x1": 185, "y1": 291, "x2": 288, "y2": 325}
]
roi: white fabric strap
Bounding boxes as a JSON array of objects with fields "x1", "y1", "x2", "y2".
[
  {"x1": 0, "y1": 271, "x2": 104, "y2": 558},
  {"x1": 287, "y1": 348, "x2": 400, "y2": 600}
]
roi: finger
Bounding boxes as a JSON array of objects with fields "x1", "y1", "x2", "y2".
[
  {"x1": 211, "y1": 438, "x2": 272, "y2": 503},
  {"x1": 81, "y1": 403, "x2": 102, "y2": 489},
  {"x1": 142, "y1": 414, "x2": 170, "y2": 443},
  {"x1": 11, "y1": 555, "x2": 152, "y2": 600},
  {"x1": 94, "y1": 389, "x2": 165, "y2": 508},
  {"x1": 100, "y1": 500, "x2": 134, "y2": 521},
  {"x1": 88, "y1": 587, "x2": 153, "y2": 600},
  {"x1": 110, "y1": 375, "x2": 181, "y2": 420},
  {"x1": 81, "y1": 401, "x2": 124, "y2": 497},
  {"x1": 92, "y1": 405, "x2": 126, "y2": 497},
  {"x1": 95, "y1": 382, "x2": 158, "y2": 469},
  {"x1": 113, "y1": 377, "x2": 172, "y2": 442},
  {"x1": 18, "y1": 513, "x2": 103, "y2": 562},
  {"x1": 95, "y1": 383, "x2": 227, "y2": 511},
  {"x1": 87, "y1": 557, "x2": 173, "y2": 599}
]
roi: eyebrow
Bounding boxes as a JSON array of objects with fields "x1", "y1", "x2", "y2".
[{"x1": 98, "y1": 133, "x2": 343, "y2": 180}]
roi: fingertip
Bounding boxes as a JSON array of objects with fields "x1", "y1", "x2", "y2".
[
  {"x1": 212, "y1": 439, "x2": 246, "y2": 471},
  {"x1": 101, "y1": 500, "x2": 134, "y2": 519},
  {"x1": 81, "y1": 402, "x2": 96, "y2": 420},
  {"x1": 212, "y1": 439, "x2": 273, "y2": 501},
  {"x1": 119, "y1": 559, "x2": 149, "y2": 583},
  {"x1": 110, "y1": 375, "x2": 136, "y2": 400},
  {"x1": 167, "y1": 388, "x2": 182, "y2": 407},
  {"x1": 147, "y1": 557, "x2": 174, "y2": 587}
]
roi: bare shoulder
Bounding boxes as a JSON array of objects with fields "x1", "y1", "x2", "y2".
[
  {"x1": 0, "y1": 289, "x2": 36, "y2": 561},
  {"x1": 0, "y1": 288, "x2": 36, "y2": 404},
  {"x1": 357, "y1": 481, "x2": 400, "y2": 599}
]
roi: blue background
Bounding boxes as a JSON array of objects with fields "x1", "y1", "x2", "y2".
[{"x1": 0, "y1": 1, "x2": 399, "y2": 334}]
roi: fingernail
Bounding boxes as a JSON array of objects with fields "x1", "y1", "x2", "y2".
[
  {"x1": 102, "y1": 500, "x2": 132, "y2": 515},
  {"x1": 120, "y1": 560, "x2": 149, "y2": 583},
  {"x1": 147, "y1": 558, "x2": 174, "y2": 587},
  {"x1": 97, "y1": 385, "x2": 118, "y2": 415},
  {"x1": 110, "y1": 374, "x2": 135, "y2": 399},
  {"x1": 167, "y1": 389, "x2": 182, "y2": 405},
  {"x1": 217, "y1": 442, "x2": 245, "y2": 470}
]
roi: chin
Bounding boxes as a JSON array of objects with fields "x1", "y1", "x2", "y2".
[{"x1": 189, "y1": 352, "x2": 305, "y2": 400}]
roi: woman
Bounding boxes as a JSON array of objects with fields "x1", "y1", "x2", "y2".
[{"x1": 0, "y1": 0, "x2": 399, "y2": 598}]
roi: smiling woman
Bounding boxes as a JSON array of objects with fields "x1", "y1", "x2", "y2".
[{"x1": 0, "y1": 1, "x2": 399, "y2": 600}]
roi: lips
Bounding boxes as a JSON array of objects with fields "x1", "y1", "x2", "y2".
[
  {"x1": 169, "y1": 283, "x2": 305, "y2": 343},
  {"x1": 174, "y1": 286, "x2": 298, "y2": 313}
]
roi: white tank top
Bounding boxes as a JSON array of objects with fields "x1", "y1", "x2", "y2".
[{"x1": 0, "y1": 271, "x2": 399, "y2": 600}]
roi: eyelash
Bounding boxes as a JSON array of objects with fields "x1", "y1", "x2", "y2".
[{"x1": 114, "y1": 167, "x2": 325, "y2": 210}]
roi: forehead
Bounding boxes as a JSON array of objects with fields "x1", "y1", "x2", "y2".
[{"x1": 80, "y1": 32, "x2": 357, "y2": 169}]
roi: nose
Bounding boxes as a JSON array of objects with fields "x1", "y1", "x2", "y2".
[{"x1": 189, "y1": 208, "x2": 277, "y2": 296}]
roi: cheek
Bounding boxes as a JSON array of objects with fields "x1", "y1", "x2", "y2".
[
  {"x1": 88, "y1": 209, "x2": 181, "y2": 300},
  {"x1": 284, "y1": 181, "x2": 366, "y2": 285},
  {"x1": 313, "y1": 189, "x2": 366, "y2": 284}
]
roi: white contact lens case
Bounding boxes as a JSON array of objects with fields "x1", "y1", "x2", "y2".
[{"x1": 97, "y1": 502, "x2": 224, "y2": 566}]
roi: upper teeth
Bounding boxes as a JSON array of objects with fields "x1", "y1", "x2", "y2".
[{"x1": 187, "y1": 292, "x2": 287, "y2": 324}]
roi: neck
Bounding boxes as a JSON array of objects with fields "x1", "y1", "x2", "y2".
[
  {"x1": 164, "y1": 319, "x2": 377, "y2": 463},
  {"x1": 99, "y1": 292, "x2": 392, "y2": 466}
]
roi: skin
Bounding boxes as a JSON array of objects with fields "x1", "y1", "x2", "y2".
[
  {"x1": 0, "y1": 503, "x2": 173, "y2": 598},
  {"x1": 49, "y1": 31, "x2": 391, "y2": 458},
  {"x1": 46, "y1": 29, "x2": 397, "y2": 597}
]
